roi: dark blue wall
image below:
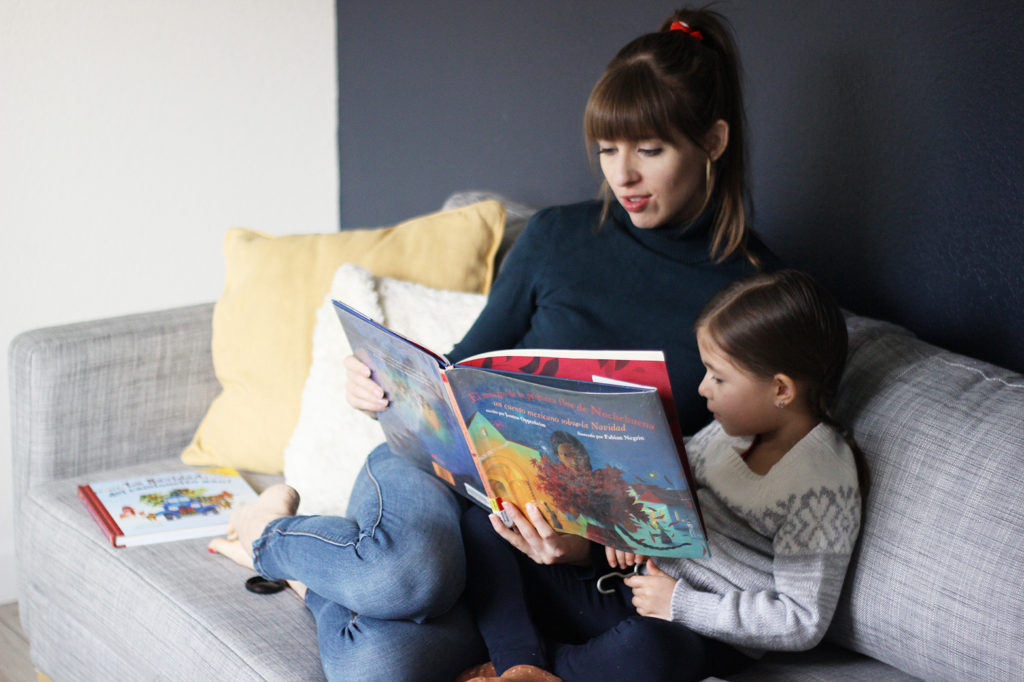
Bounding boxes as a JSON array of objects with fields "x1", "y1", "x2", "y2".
[{"x1": 337, "y1": 1, "x2": 1024, "y2": 373}]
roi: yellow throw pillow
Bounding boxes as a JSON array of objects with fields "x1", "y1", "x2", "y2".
[{"x1": 181, "y1": 200, "x2": 505, "y2": 473}]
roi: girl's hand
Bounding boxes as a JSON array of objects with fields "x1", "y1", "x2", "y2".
[
  {"x1": 624, "y1": 559, "x2": 677, "y2": 621},
  {"x1": 344, "y1": 354, "x2": 389, "y2": 416},
  {"x1": 489, "y1": 501, "x2": 591, "y2": 565},
  {"x1": 604, "y1": 545, "x2": 648, "y2": 570}
]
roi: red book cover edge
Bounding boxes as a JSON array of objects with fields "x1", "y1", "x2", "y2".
[{"x1": 77, "y1": 484, "x2": 124, "y2": 547}]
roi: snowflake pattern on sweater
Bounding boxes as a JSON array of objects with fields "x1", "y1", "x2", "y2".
[
  {"x1": 657, "y1": 420, "x2": 861, "y2": 655},
  {"x1": 770, "y1": 486, "x2": 862, "y2": 555}
]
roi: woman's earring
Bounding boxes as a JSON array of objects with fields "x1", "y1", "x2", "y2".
[
  {"x1": 776, "y1": 400, "x2": 786, "y2": 409},
  {"x1": 704, "y1": 157, "x2": 713, "y2": 205}
]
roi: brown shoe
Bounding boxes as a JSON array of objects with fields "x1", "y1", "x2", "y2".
[
  {"x1": 455, "y1": 661, "x2": 496, "y2": 682},
  {"x1": 499, "y1": 665, "x2": 562, "y2": 682}
]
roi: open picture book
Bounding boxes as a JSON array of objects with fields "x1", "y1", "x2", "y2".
[{"x1": 334, "y1": 300, "x2": 708, "y2": 558}]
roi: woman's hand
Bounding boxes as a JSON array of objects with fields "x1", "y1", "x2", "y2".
[
  {"x1": 604, "y1": 545, "x2": 648, "y2": 571},
  {"x1": 624, "y1": 559, "x2": 677, "y2": 621},
  {"x1": 344, "y1": 354, "x2": 388, "y2": 416},
  {"x1": 489, "y1": 501, "x2": 592, "y2": 565}
]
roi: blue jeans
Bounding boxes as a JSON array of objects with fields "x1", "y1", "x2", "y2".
[{"x1": 253, "y1": 444, "x2": 485, "y2": 681}]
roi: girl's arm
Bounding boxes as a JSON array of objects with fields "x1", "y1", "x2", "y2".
[
  {"x1": 672, "y1": 549, "x2": 853, "y2": 651},
  {"x1": 665, "y1": 490, "x2": 860, "y2": 652}
]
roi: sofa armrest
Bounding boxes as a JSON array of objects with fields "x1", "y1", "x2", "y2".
[{"x1": 9, "y1": 303, "x2": 219, "y2": 509}]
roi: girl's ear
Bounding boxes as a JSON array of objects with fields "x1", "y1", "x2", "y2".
[
  {"x1": 772, "y1": 373, "x2": 799, "y2": 409},
  {"x1": 703, "y1": 119, "x2": 729, "y2": 162}
]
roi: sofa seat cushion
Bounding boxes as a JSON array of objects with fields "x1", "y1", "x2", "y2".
[
  {"x1": 20, "y1": 457, "x2": 324, "y2": 681},
  {"x1": 723, "y1": 642, "x2": 921, "y2": 681},
  {"x1": 28, "y1": 457, "x2": 915, "y2": 682}
]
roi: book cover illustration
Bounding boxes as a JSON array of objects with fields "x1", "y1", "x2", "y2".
[
  {"x1": 457, "y1": 349, "x2": 680, "y2": 430},
  {"x1": 446, "y1": 367, "x2": 708, "y2": 558},
  {"x1": 332, "y1": 301, "x2": 488, "y2": 505},
  {"x1": 79, "y1": 468, "x2": 258, "y2": 547}
]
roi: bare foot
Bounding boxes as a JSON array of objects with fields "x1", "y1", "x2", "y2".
[
  {"x1": 207, "y1": 536, "x2": 308, "y2": 599},
  {"x1": 286, "y1": 579, "x2": 307, "y2": 600},
  {"x1": 208, "y1": 484, "x2": 300, "y2": 561},
  {"x1": 208, "y1": 484, "x2": 307, "y2": 597},
  {"x1": 232, "y1": 483, "x2": 301, "y2": 553},
  {"x1": 207, "y1": 536, "x2": 255, "y2": 570}
]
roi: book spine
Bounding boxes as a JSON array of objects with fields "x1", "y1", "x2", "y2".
[
  {"x1": 439, "y1": 371, "x2": 510, "y2": 524},
  {"x1": 77, "y1": 485, "x2": 124, "y2": 547}
]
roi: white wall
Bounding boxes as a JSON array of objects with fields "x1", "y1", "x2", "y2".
[{"x1": 0, "y1": 0, "x2": 338, "y2": 604}]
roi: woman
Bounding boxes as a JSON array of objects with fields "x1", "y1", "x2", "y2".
[{"x1": 212, "y1": 8, "x2": 780, "y2": 681}]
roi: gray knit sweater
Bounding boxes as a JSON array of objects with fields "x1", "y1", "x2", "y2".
[{"x1": 658, "y1": 420, "x2": 861, "y2": 656}]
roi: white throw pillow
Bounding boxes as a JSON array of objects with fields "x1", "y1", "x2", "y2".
[{"x1": 283, "y1": 263, "x2": 487, "y2": 515}]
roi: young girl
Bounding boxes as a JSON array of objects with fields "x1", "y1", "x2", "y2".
[{"x1": 459, "y1": 269, "x2": 865, "y2": 682}]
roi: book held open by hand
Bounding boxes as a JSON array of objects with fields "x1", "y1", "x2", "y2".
[{"x1": 334, "y1": 299, "x2": 709, "y2": 558}]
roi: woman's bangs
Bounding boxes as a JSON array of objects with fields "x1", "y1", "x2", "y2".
[{"x1": 585, "y1": 67, "x2": 675, "y2": 144}]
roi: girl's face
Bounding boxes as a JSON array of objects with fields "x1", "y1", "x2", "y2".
[
  {"x1": 696, "y1": 327, "x2": 779, "y2": 437},
  {"x1": 596, "y1": 135, "x2": 709, "y2": 229}
]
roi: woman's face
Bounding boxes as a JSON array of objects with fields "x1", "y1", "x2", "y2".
[{"x1": 597, "y1": 136, "x2": 709, "y2": 229}]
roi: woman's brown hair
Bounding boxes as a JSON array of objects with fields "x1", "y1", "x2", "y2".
[{"x1": 584, "y1": 7, "x2": 752, "y2": 263}]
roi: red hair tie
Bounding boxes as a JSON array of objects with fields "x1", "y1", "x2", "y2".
[{"x1": 669, "y1": 20, "x2": 703, "y2": 41}]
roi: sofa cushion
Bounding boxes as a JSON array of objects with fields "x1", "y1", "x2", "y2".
[
  {"x1": 827, "y1": 314, "x2": 1024, "y2": 680},
  {"x1": 442, "y1": 190, "x2": 536, "y2": 269},
  {"x1": 724, "y1": 642, "x2": 920, "y2": 681},
  {"x1": 21, "y1": 457, "x2": 324, "y2": 681},
  {"x1": 283, "y1": 264, "x2": 486, "y2": 515},
  {"x1": 181, "y1": 201, "x2": 505, "y2": 474}
]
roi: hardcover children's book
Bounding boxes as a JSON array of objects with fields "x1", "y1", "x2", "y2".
[
  {"x1": 78, "y1": 467, "x2": 259, "y2": 548},
  {"x1": 334, "y1": 300, "x2": 708, "y2": 559}
]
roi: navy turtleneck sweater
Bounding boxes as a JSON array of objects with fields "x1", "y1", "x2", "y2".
[{"x1": 448, "y1": 199, "x2": 781, "y2": 435}]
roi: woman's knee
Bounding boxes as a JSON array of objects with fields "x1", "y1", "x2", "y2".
[
  {"x1": 388, "y1": 520, "x2": 467, "y2": 618},
  {"x1": 348, "y1": 445, "x2": 470, "y2": 617},
  {"x1": 359, "y1": 496, "x2": 467, "y2": 618}
]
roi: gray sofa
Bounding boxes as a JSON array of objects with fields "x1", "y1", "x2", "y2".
[{"x1": 11, "y1": 234, "x2": 1024, "y2": 679}]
